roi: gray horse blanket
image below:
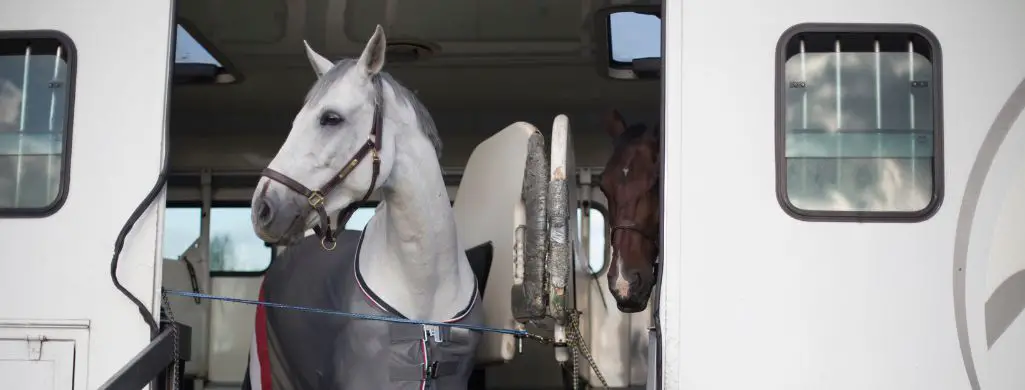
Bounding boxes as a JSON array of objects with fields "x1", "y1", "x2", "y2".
[{"x1": 242, "y1": 230, "x2": 491, "y2": 390}]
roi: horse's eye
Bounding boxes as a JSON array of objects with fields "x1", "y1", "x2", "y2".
[{"x1": 319, "y1": 111, "x2": 345, "y2": 127}]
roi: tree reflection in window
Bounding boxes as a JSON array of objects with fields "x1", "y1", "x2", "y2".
[{"x1": 163, "y1": 206, "x2": 271, "y2": 273}]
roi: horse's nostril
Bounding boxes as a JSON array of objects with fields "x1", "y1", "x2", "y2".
[
  {"x1": 256, "y1": 200, "x2": 274, "y2": 226},
  {"x1": 628, "y1": 271, "x2": 643, "y2": 287}
]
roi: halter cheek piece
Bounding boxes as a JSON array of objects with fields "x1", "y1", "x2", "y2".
[
  {"x1": 610, "y1": 223, "x2": 661, "y2": 281},
  {"x1": 610, "y1": 184, "x2": 661, "y2": 281},
  {"x1": 260, "y1": 77, "x2": 385, "y2": 251}
]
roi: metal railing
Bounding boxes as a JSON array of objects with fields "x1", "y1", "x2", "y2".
[{"x1": 97, "y1": 320, "x2": 192, "y2": 390}]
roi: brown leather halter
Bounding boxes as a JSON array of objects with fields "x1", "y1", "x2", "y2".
[
  {"x1": 610, "y1": 222, "x2": 661, "y2": 282},
  {"x1": 260, "y1": 77, "x2": 385, "y2": 251},
  {"x1": 608, "y1": 180, "x2": 661, "y2": 253},
  {"x1": 610, "y1": 223, "x2": 659, "y2": 251}
]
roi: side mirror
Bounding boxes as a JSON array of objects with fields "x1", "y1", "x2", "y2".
[{"x1": 593, "y1": 5, "x2": 662, "y2": 80}]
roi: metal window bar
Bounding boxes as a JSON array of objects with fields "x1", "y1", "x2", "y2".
[
  {"x1": 875, "y1": 40, "x2": 882, "y2": 158},
  {"x1": 14, "y1": 44, "x2": 31, "y2": 207},
  {"x1": 834, "y1": 39, "x2": 843, "y2": 186},
  {"x1": 908, "y1": 39, "x2": 917, "y2": 182},
  {"x1": 799, "y1": 39, "x2": 808, "y2": 193},
  {"x1": 47, "y1": 45, "x2": 63, "y2": 201}
]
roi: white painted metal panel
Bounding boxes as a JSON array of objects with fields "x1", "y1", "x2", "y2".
[
  {"x1": 207, "y1": 277, "x2": 261, "y2": 383},
  {"x1": 961, "y1": 82, "x2": 1025, "y2": 390},
  {"x1": 663, "y1": 0, "x2": 1025, "y2": 389},
  {"x1": 0, "y1": 0, "x2": 174, "y2": 387},
  {"x1": 0, "y1": 339, "x2": 75, "y2": 390}
]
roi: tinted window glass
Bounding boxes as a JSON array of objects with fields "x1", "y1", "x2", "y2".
[
  {"x1": 779, "y1": 29, "x2": 941, "y2": 218},
  {"x1": 0, "y1": 36, "x2": 73, "y2": 213}
]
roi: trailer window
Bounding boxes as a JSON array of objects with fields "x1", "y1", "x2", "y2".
[
  {"x1": 174, "y1": 22, "x2": 238, "y2": 85},
  {"x1": 0, "y1": 34, "x2": 75, "y2": 216},
  {"x1": 609, "y1": 11, "x2": 662, "y2": 65},
  {"x1": 578, "y1": 207, "x2": 608, "y2": 274},
  {"x1": 163, "y1": 206, "x2": 272, "y2": 274},
  {"x1": 176, "y1": 24, "x2": 221, "y2": 67},
  {"x1": 776, "y1": 25, "x2": 943, "y2": 221}
]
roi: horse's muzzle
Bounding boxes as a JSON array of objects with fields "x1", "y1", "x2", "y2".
[{"x1": 251, "y1": 179, "x2": 308, "y2": 244}]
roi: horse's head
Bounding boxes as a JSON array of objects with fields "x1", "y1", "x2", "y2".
[
  {"x1": 251, "y1": 25, "x2": 399, "y2": 248},
  {"x1": 599, "y1": 109, "x2": 660, "y2": 313}
]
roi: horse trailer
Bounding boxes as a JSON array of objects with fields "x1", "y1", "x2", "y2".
[{"x1": 1, "y1": 0, "x2": 1024, "y2": 389}]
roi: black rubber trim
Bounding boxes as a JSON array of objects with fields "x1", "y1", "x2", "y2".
[
  {"x1": 110, "y1": 0, "x2": 178, "y2": 339},
  {"x1": 774, "y1": 23, "x2": 944, "y2": 223},
  {"x1": 652, "y1": 0, "x2": 666, "y2": 387},
  {"x1": 0, "y1": 30, "x2": 77, "y2": 217}
]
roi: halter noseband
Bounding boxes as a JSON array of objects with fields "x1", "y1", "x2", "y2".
[
  {"x1": 260, "y1": 77, "x2": 385, "y2": 250},
  {"x1": 610, "y1": 222, "x2": 660, "y2": 282},
  {"x1": 610, "y1": 223, "x2": 659, "y2": 250}
]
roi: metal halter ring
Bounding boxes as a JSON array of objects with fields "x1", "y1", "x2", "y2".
[
  {"x1": 308, "y1": 191, "x2": 325, "y2": 208},
  {"x1": 321, "y1": 236, "x2": 337, "y2": 251}
]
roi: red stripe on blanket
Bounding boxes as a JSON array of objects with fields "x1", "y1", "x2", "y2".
[{"x1": 256, "y1": 286, "x2": 272, "y2": 390}]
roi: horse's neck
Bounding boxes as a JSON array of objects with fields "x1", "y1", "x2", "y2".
[{"x1": 357, "y1": 125, "x2": 474, "y2": 321}]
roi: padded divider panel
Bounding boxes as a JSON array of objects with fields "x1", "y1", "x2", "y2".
[
  {"x1": 453, "y1": 121, "x2": 546, "y2": 365},
  {"x1": 161, "y1": 240, "x2": 210, "y2": 376},
  {"x1": 547, "y1": 114, "x2": 579, "y2": 324},
  {"x1": 512, "y1": 131, "x2": 550, "y2": 322}
]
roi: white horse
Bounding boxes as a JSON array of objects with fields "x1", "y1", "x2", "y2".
[{"x1": 247, "y1": 25, "x2": 482, "y2": 390}]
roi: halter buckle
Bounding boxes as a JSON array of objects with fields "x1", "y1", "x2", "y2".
[
  {"x1": 321, "y1": 236, "x2": 337, "y2": 251},
  {"x1": 308, "y1": 191, "x2": 325, "y2": 208},
  {"x1": 371, "y1": 147, "x2": 380, "y2": 162}
]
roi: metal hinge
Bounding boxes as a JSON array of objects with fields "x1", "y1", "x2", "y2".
[{"x1": 26, "y1": 336, "x2": 47, "y2": 360}]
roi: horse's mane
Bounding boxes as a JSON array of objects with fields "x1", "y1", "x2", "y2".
[{"x1": 304, "y1": 58, "x2": 443, "y2": 158}]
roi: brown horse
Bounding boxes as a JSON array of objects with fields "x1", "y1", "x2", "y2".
[{"x1": 598, "y1": 109, "x2": 660, "y2": 313}]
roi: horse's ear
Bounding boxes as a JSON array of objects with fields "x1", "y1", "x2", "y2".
[
  {"x1": 303, "y1": 40, "x2": 334, "y2": 78},
  {"x1": 603, "y1": 109, "x2": 627, "y2": 139},
  {"x1": 646, "y1": 125, "x2": 661, "y2": 158},
  {"x1": 357, "y1": 25, "x2": 387, "y2": 77},
  {"x1": 646, "y1": 124, "x2": 660, "y2": 146}
]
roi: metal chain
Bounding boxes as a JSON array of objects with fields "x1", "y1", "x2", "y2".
[
  {"x1": 571, "y1": 338, "x2": 580, "y2": 389},
  {"x1": 161, "y1": 290, "x2": 181, "y2": 390},
  {"x1": 567, "y1": 310, "x2": 607, "y2": 389}
]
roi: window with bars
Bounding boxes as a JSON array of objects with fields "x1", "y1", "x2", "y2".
[
  {"x1": 0, "y1": 33, "x2": 74, "y2": 215},
  {"x1": 776, "y1": 24, "x2": 943, "y2": 221}
]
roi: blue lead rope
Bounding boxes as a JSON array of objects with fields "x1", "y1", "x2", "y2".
[{"x1": 162, "y1": 289, "x2": 533, "y2": 338}]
